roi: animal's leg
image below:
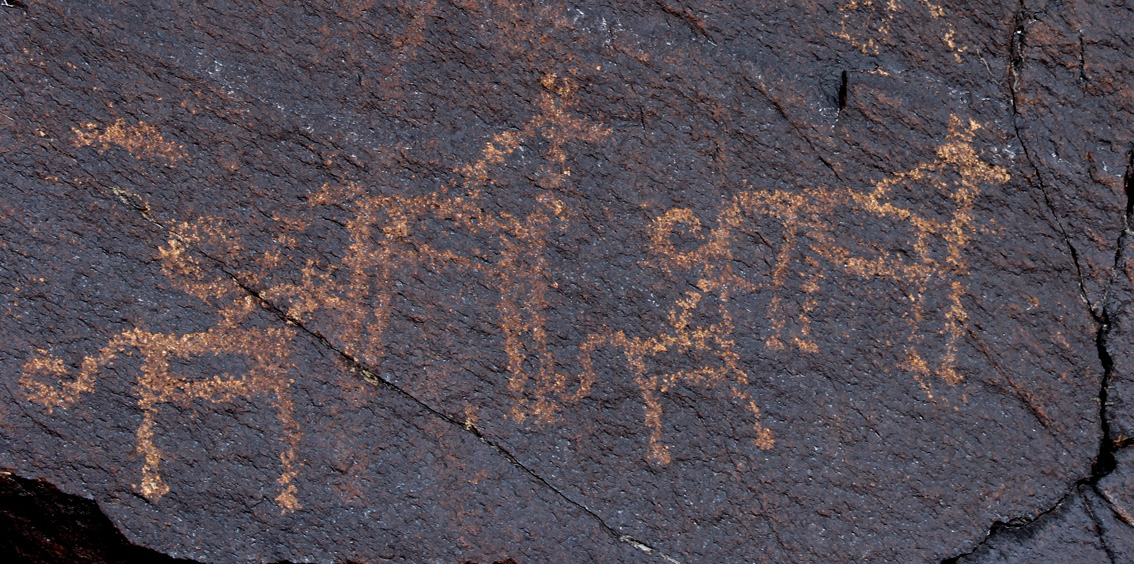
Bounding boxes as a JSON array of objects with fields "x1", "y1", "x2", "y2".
[
  {"x1": 272, "y1": 379, "x2": 302, "y2": 514},
  {"x1": 135, "y1": 400, "x2": 170, "y2": 501},
  {"x1": 728, "y1": 382, "x2": 775, "y2": 450},
  {"x1": 640, "y1": 376, "x2": 672, "y2": 465}
]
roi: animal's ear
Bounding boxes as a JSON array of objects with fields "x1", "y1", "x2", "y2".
[{"x1": 158, "y1": 217, "x2": 247, "y2": 303}]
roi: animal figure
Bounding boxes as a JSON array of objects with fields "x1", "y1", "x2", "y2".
[
  {"x1": 21, "y1": 221, "x2": 302, "y2": 513},
  {"x1": 578, "y1": 116, "x2": 1008, "y2": 464},
  {"x1": 262, "y1": 73, "x2": 610, "y2": 424}
]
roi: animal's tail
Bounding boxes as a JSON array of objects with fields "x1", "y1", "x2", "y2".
[{"x1": 19, "y1": 332, "x2": 137, "y2": 411}]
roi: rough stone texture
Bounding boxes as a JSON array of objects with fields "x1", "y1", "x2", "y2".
[
  {"x1": 1009, "y1": 0, "x2": 1134, "y2": 316},
  {"x1": 1098, "y1": 450, "x2": 1134, "y2": 536},
  {"x1": 1105, "y1": 167, "x2": 1134, "y2": 443},
  {"x1": 0, "y1": 0, "x2": 1130, "y2": 563},
  {"x1": 951, "y1": 485, "x2": 1129, "y2": 564}
]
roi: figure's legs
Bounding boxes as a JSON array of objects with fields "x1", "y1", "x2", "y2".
[{"x1": 134, "y1": 331, "x2": 175, "y2": 502}]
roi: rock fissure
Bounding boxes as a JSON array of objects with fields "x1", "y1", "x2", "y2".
[
  {"x1": 942, "y1": 174, "x2": 1134, "y2": 559},
  {"x1": 222, "y1": 273, "x2": 681, "y2": 564},
  {"x1": 1093, "y1": 481, "x2": 1134, "y2": 529},
  {"x1": 1090, "y1": 149, "x2": 1134, "y2": 481},
  {"x1": 1081, "y1": 492, "x2": 1121, "y2": 564},
  {"x1": 1007, "y1": 0, "x2": 1098, "y2": 319},
  {"x1": 654, "y1": 0, "x2": 715, "y2": 45},
  {"x1": 938, "y1": 5, "x2": 1134, "y2": 561},
  {"x1": 940, "y1": 483, "x2": 1081, "y2": 564}
]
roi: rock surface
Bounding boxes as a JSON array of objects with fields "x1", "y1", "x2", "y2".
[{"x1": 0, "y1": 1, "x2": 1132, "y2": 562}]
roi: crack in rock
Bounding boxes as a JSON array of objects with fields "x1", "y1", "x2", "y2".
[
  {"x1": 1006, "y1": 0, "x2": 1097, "y2": 318},
  {"x1": 939, "y1": 4, "x2": 1134, "y2": 559}
]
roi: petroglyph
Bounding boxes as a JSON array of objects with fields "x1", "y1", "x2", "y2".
[
  {"x1": 23, "y1": 91, "x2": 1006, "y2": 516},
  {"x1": 266, "y1": 114, "x2": 1004, "y2": 467},
  {"x1": 627, "y1": 115, "x2": 1001, "y2": 420},
  {"x1": 578, "y1": 263, "x2": 776, "y2": 465},
  {"x1": 72, "y1": 119, "x2": 186, "y2": 163},
  {"x1": 21, "y1": 224, "x2": 301, "y2": 513},
  {"x1": 19, "y1": 73, "x2": 609, "y2": 510},
  {"x1": 575, "y1": 116, "x2": 1007, "y2": 463},
  {"x1": 837, "y1": 0, "x2": 970, "y2": 62},
  {"x1": 262, "y1": 73, "x2": 609, "y2": 424}
]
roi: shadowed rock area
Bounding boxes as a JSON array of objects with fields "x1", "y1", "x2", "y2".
[
  {"x1": 0, "y1": 0, "x2": 1132, "y2": 562},
  {"x1": 0, "y1": 472, "x2": 196, "y2": 564}
]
